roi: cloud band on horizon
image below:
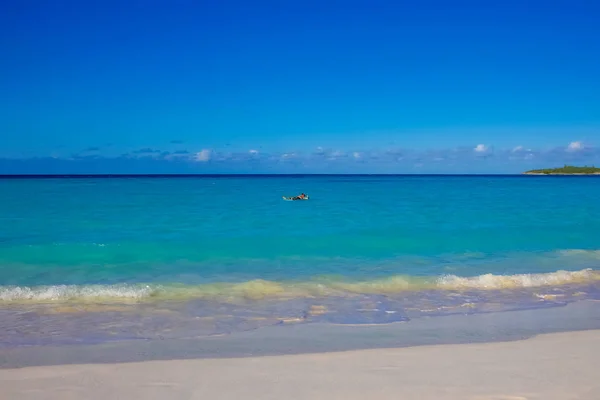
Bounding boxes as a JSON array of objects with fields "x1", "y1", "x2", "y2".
[{"x1": 0, "y1": 141, "x2": 598, "y2": 175}]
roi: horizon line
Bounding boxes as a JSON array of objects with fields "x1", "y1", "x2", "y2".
[{"x1": 0, "y1": 173, "x2": 590, "y2": 179}]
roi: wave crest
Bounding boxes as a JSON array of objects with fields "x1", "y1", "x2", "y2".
[
  {"x1": 0, "y1": 268, "x2": 598, "y2": 303},
  {"x1": 0, "y1": 284, "x2": 156, "y2": 302},
  {"x1": 437, "y1": 268, "x2": 596, "y2": 289}
]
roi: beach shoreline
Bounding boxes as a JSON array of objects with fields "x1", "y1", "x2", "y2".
[
  {"x1": 2, "y1": 299, "x2": 600, "y2": 369},
  {"x1": 2, "y1": 176, "x2": 600, "y2": 398},
  {"x1": 1, "y1": 328, "x2": 599, "y2": 399}
]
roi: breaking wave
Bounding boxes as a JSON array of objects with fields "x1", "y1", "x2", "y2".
[{"x1": 1, "y1": 268, "x2": 598, "y2": 303}]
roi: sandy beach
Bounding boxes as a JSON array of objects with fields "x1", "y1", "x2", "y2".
[{"x1": 1, "y1": 329, "x2": 598, "y2": 400}]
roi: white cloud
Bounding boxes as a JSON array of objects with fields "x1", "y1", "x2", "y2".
[
  {"x1": 280, "y1": 153, "x2": 297, "y2": 160},
  {"x1": 23, "y1": 141, "x2": 599, "y2": 174},
  {"x1": 567, "y1": 141, "x2": 584, "y2": 152},
  {"x1": 311, "y1": 148, "x2": 348, "y2": 160},
  {"x1": 195, "y1": 149, "x2": 212, "y2": 162}
]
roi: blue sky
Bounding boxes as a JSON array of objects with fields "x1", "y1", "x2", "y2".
[{"x1": 1, "y1": 0, "x2": 599, "y2": 174}]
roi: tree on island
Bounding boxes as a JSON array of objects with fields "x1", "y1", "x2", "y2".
[{"x1": 524, "y1": 165, "x2": 600, "y2": 174}]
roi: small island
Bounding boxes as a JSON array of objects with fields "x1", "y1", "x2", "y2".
[{"x1": 523, "y1": 165, "x2": 600, "y2": 175}]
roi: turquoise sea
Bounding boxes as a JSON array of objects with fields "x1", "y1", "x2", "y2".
[{"x1": 1, "y1": 175, "x2": 599, "y2": 348}]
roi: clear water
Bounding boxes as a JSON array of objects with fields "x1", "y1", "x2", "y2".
[{"x1": 1, "y1": 175, "x2": 599, "y2": 346}]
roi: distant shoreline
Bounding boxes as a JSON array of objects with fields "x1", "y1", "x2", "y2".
[
  {"x1": 523, "y1": 166, "x2": 600, "y2": 175},
  {"x1": 523, "y1": 172, "x2": 600, "y2": 175}
]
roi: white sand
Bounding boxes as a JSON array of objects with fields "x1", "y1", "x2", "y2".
[{"x1": 1, "y1": 330, "x2": 599, "y2": 400}]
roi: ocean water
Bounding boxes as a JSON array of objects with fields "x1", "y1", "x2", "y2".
[{"x1": 1, "y1": 175, "x2": 599, "y2": 347}]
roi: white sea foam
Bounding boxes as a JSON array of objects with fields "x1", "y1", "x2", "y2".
[
  {"x1": 437, "y1": 268, "x2": 596, "y2": 289},
  {"x1": 0, "y1": 284, "x2": 155, "y2": 302},
  {"x1": 0, "y1": 268, "x2": 597, "y2": 303}
]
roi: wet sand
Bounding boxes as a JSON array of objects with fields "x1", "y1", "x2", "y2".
[{"x1": 1, "y1": 329, "x2": 599, "y2": 400}]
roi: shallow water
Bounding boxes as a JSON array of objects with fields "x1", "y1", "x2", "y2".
[{"x1": 1, "y1": 175, "x2": 599, "y2": 346}]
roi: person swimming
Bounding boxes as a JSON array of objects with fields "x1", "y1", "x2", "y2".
[{"x1": 292, "y1": 193, "x2": 307, "y2": 200}]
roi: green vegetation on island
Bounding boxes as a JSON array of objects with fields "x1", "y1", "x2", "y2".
[{"x1": 524, "y1": 165, "x2": 600, "y2": 175}]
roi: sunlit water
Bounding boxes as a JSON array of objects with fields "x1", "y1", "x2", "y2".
[{"x1": 1, "y1": 175, "x2": 599, "y2": 346}]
